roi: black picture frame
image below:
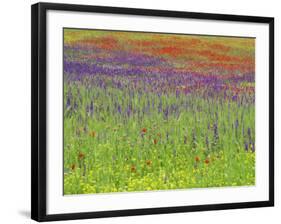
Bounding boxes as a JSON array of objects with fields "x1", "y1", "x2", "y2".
[{"x1": 31, "y1": 2, "x2": 274, "y2": 222}]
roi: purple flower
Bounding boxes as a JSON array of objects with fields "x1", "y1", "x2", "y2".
[
  {"x1": 126, "y1": 106, "x2": 131, "y2": 117},
  {"x1": 117, "y1": 105, "x2": 122, "y2": 114},
  {"x1": 163, "y1": 107, "x2": 169, "y2": 119},
  {"x1": 66, "y1": 96, "x2": 71, "y2": 110},
  {"x1": 244, "y1": 141, "x2": 249, "y2": 152},
  {"x1": 205, "y1": 135, "x2": 209, "y2": 148},
  {"x1": 176, "y1": 89, "x2": 180, "y2": 98},
  {"x1": 89, "y1": 101, "x2": 94, "y2": 116},
  {"x1": 251, "y1": 141, "x2": 255, "y2": 152},
  {"x1": 213, "y1": 123, "x2": 219, "y2": 143},
  {"x1": 247, "y1": 127, "x2": 251, "y2": 139}
]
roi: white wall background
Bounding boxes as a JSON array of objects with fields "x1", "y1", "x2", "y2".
[{"x1": 0, "y1": 0, "x2": 279, "y2": 223}]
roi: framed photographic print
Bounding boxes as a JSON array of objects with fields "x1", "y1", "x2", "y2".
[{"x1": 31, "y1": 2, "x2": 274, "y2": 222}]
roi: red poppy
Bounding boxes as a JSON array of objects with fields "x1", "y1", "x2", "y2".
[
  {"x1": 195, "y1": 156, "x2": 200, "y2": 162},
  {"x1": 153, "y1": 139, "x2": 158, "y2": 145},
  {"x1": 141, "y1": 128, "x2": 147, "y2": 133},
  {"x1": 78, "y1": 152, "x2": 85, "y2": 160},
  {"x1": 146, "y1": 160, "x2": 152, "y2": 166},
  {"x1": 204, "y1": 158, "x2": 210, "y2": 164},
  {"x1": 89, "y1": 131, "x2": 96, "y2": 137},
  {"x1": 131, "y1": 165, "x2": 136, "y2": 173}
]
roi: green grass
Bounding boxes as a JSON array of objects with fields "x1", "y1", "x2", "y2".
[{"x1": 63, "y1": 80, "x2": 255, "y2": 195}]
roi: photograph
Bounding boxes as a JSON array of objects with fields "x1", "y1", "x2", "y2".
[
  {"x1": 30, "y1": 2, "x2": 274, "y2": 221},
  {"x1": 63, "y1": 28, "x2": 256, "y2": 195},
  {"x1": 0, "y1": 0, "x2": 277, "y2": 223}
]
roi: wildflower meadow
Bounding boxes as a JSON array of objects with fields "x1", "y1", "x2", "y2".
[{"x1": 63, "y1": 29, "x2": 255, "y2": 195}]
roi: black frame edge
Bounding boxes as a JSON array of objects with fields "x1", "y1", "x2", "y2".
[
  {"x1": 31, "y1": 3, "x2": 39, "y2": 221},
  {"x1": 41, "y1": 201, "x2": 272, "y2": 222},
  {"x1": 31, "y1": 2, "x2": 48, "y2": 222},
  {"x1": 268, "y1": 18, "x2": 274, "y2": 206},
  {"x1": 36, "y1": 2, "x2": 273, "y2": 23},
  {"x1": 31, "y1": 2, "x2": 275, "y2": 222}
]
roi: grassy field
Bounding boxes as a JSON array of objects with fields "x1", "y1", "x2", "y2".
[{"x1": 63, "y1": 29, "x2": 255, "y2": 195}]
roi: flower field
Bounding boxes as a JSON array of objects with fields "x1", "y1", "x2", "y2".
[{"x1": 63, "y1": 29, "x2": 255, "y2": 195}]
